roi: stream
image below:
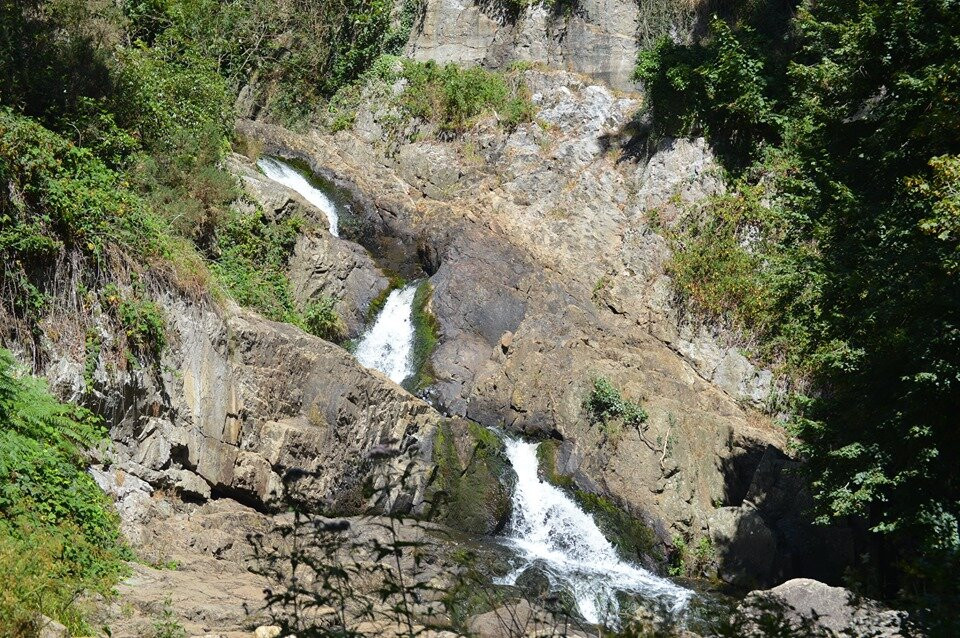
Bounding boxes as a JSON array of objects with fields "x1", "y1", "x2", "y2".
[
  {"x1": 259, "y1": 158, "x2": 699, "y2": 630},
  {"x1": 498, "y1": 437, "x2": 692, "y2": 625}
]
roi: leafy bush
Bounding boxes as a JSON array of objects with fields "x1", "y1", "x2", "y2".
[
  {"x1": 0, "y1": 109, "x2": 164, "y2": 262},
  {"x1": 103, "y1": 283, "x2": 168, "y2": 361},
  {"x1": 0, "y1": 349, "x2": 128, "y2": 633},
  {"x1": 639, "y1": 0, "x2": 960, "y2": 624},
  {"x1": 585, "y1": 377, "x2": 648, "y2": 430},
  {"x1": 303, "y1": 296, "x2": 346, "y2": 342}
]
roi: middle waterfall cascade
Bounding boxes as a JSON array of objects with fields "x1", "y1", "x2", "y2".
[
  {"x1": 257, "y1": 157, "x2": 340, "y2": 236},
  {"x1": 354, "y1": 283, "x2": 418, "y2": 384},
  {"x1": 499, "y1": 437, "x2": 693, "y2": 626}
]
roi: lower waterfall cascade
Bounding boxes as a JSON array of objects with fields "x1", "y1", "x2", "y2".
[{"x1": 498, "y1": 437, "x2": 693, "y2": 626}]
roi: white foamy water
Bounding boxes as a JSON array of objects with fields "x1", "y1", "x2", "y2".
[
  {"x1": 354, "y1": 284, "x2": 418, "y2": 384},
  {"x1": 499, "y1": 438, "x2": 693, "y2": 626},
  {"x1": 257, "y1": 157, "x2": 339, "y2": 236}
]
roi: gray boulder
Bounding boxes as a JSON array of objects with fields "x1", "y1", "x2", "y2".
[{"x1": 733, "y1": 578, "x2": 913, "y2": 637}]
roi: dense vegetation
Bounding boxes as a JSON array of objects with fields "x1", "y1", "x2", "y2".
[
  {"x1": 0, "y1": 349, "x2": 128, "y2": 635},
  {"x1": 636, "y1": 0, "x2": 959, "y2": 627}
]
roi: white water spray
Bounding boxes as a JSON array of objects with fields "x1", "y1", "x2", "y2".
[
  {"x1": 354, "y1": 284, "x2": 418, "y2": 384},
  {"x1": 499, "y1": 438, "x2": 693, "y2": 626},
  {"x1": 257, "y1": 157, "x2": 339, "y2": 237}
]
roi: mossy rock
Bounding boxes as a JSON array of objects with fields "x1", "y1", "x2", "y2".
[
  {"x1": 573, "y1": 491, "x2": 664, "y2": 564},
  {"x1": 429, "y1": 419, "x2": 515, "y2": 535},
  {"x1": 536, "y1": 440, "x2": 664, "y2": 564}
]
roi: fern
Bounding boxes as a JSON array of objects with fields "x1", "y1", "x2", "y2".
[
  {"x1": 0, "y1": 349, "x2": 104, "y2": 458},
  {"x1": 0, "y1": 349, "x2": 127, "y2": 632}
]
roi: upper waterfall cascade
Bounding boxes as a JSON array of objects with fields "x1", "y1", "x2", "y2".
[
  {"x1": 499, "y1": 437, "x2": 693, "y2": 626},
  {"x1": 354, "y1": 283, "x2": 418, "y2": 384},
  {"x1": 257, "y1": 156, "x2": 339, "y2": 236}
]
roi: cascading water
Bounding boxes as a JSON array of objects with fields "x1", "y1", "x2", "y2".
[
  {"x1": 499, "y1": 437, "x2": 693, "y2": 626},
  {"x1": 354, "y1": 284, "x2": 418, "y2": 384},
  {"x1": 257, "y1": 157, "x2": 339, "y2": 236}
]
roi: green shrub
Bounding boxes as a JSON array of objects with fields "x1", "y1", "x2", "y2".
[
  {"x1": 211, "y1": 208, "x2": 346, "y2": 341},
  {"x1": 102, "y1": 283, "x2": 167, "y2": 361},
  {"x1": 585, "y1": 377, "x2": 648, "y2": 430},
  {"x1": 303, "y1": 296, "x2": 346, "y2": 342},
  {"x1": 0, "y1": 109, "x2": 165, "y2": 261},
  {"x1": 327, "y1": 57, "x2": 535, "y2": 139},
  {"x1": 0, "y1": 349, "x2": 128, "y2": 633}
]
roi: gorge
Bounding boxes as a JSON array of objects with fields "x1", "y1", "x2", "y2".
[{"x1": 1, "y1": 0, "x2": 953, "y2": 637}]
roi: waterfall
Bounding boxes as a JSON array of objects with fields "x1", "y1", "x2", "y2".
[
  {"x1": 257, "y1": 157, "x2": 339, "y2": 237},
  {"x1": 499, "y1": 437, "x2": 693, "y2": 626},
  {"x1": 354, "y1": 284, "x2": 418, "y2": 384}
]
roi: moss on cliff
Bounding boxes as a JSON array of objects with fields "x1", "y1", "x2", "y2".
[
  {"x1": 536, "y1": 439, "x2": 663, "y2": 564},
  {"x1": 408, "y1": 280, "x2": 439, "y2": 391},
  {"x1": 430, "y1": 420, "x2": 513, "y2": 535}
]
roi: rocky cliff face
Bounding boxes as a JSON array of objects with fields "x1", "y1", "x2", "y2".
[
  {"x1": 7, "y1": 243, "x2": 439, "y2": 520},
  {"x1": 407, "y1": 0, "x2": 703, "y2": 91},
  {"x1": 235, "y1": 65, "x2": 847, "y2": 587}
]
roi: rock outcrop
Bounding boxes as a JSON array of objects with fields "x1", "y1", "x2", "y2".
[
  {"x1": 732, "y1": 578, "x2": 913, "y2": 637},
  {"x1": 234, "y1": 66, "x2": 840, "y2": 586},
  {"x1": 407, "y1": 0, "x2": 703, "y2": 92}
]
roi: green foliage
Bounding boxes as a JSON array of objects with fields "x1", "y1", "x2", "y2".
[
  {"x1": 303, "y1": 295, "x2": 346, "y2": 343},
  {"x1": 409, "y1": 280, "x2": 439, "y2": 391},
  {"x1": 639, "y1": 0, "x2": 960, "y2": 622},
  {"x1": 665, "y1": 185, "x2": 822, "y2": 373},
  {"x1": 0, "y1": 109, "x2": 164, "y2": 261},
  {"x1": 0, "y1": 349, "x2": 128, "y2": 633},
  {"x1": 102, "y1": 283, "x2": 167, "y2": 361},
  {"x1": 211, "y1": 208, "x2": 346, "y2": 341},
  {"x1": 329, "y1": 57, "x2": 535, "y2": 139},
  {"x1": 210, "y1": 208, "x2": 301, "y2": 320},
  {"x1": 151, "y1": 597, "x2": 186, "y2": 638},
  {"x1": 399, "y1": 59, "x2": 534, "y2": 133},
  {"x1": 585, "y1": 377, "x2": 649, "y2": 431},
  {"x1": 112, "y1": 44, "x2": 229, "y2": 155},
  {"x1": 635, "y1": 19, "x2": 777, "y2": 168}
]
